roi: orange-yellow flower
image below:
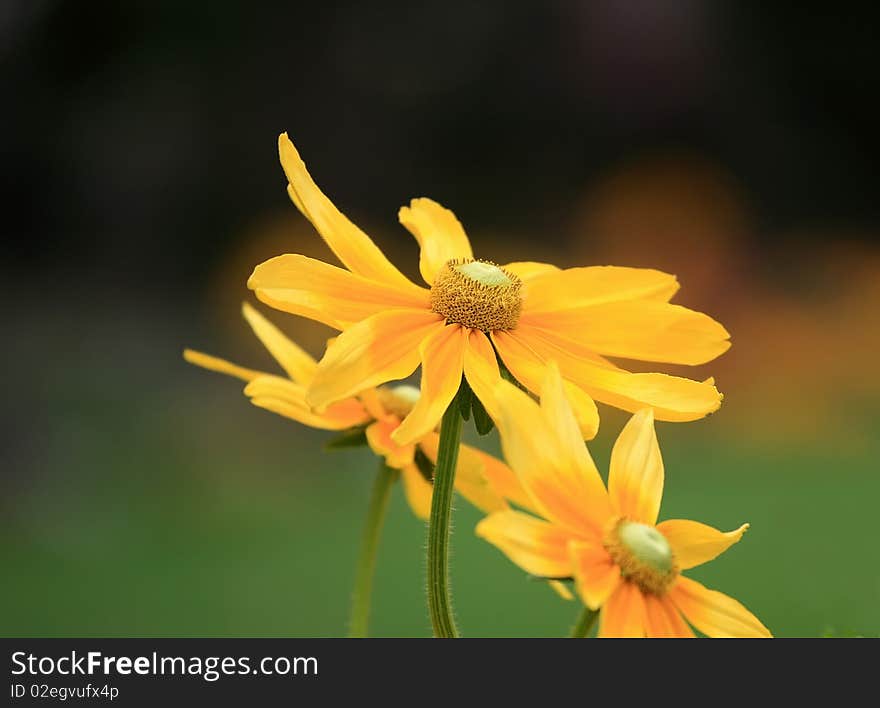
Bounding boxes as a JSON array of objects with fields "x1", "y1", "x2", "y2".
[
  {"x1": 184, "y1": 303, "x2": 524, "y2": 519},
  {"x1": 247, "y1": 134, "x2": 730, "y2": 445},
  {"x1": 476, "y1": 365, "x2": 770, "y2": 638}
]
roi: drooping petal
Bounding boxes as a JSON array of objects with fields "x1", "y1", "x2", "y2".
[
  {"x1": 523, "y1": 265, "x2": 679, "y2": 314},
  {"x1": 511, "y1": 326, "x2": 723, "y2": 421},
  {"x1": 492, "y1": 376, "x2": 611, "y2": 538},
  {"x1": 183, "y1": 349, "x2": 264, "y2": 383},
  {"x1": 307, "y1": 309, "x2": 445, "y2": 410},
  {"x1": 468, "y1": 444, "x2": 535, "y2": 513},
  {"x1": 642, "y1": 594, "x2": 695, "y2": 638},
  {"x1": 461, "y1": 329, "x2": 504, "y2": 422},
  {"x1": 399, "y1": 198, "x2": 473, "y2": 285},
  {"x1": 548, "y1": 580, "x2": 575, "y2": 601},
  {"x1": 598, "y1": 581, "x2": 647, "y2": 638},
  {"x1": 241, "y1": 303, "x2": 318, "y2": 384},
  {"x1": 476, "y1": 510, "x2": 575, "y2": 579},
  {"x1": 502, "y1": 261, "x2": 560, "y2": 282},
  {"x1": 391, "y1": 324, "x2": 466, "y2": 445},
  {"x1": 569, "y1": 540, "x2": 622, "y2": 610},
  {"x1": 491, "y1": 330, "x2": 599, "y2": 439},
  {"x1": 608, "y1": 409, "x2": 664, "y2": 525},
  {"x1": 400, "y1": 464, "x2": 433, "y2": 521},
  {"x1": 277, "y1": 133, "x2": 422, "y2": 295},
  {"x1": 419, "y1": 434, "x2": 508, "y2": 513},
  {"x1": 669, "y1": 576, "x2": 772, "y2": 638},
  {"x1": 248, "y1": 254, "x2": 428, "y2": 330},
  {"x1": 245, "y1": 375, "x2": 370, "y2": 430},
  {"x1": 365, "y1": 419, "x2": 416, "y2": 469},
  {"x1": 657, "y1": 520, "x2": 750, "y2": 570}
]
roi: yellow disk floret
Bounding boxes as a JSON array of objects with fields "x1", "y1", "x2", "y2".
[
  {"x1": 604, "y1": 518, "x2": 679, "y2": 596},
  {"x1": 430, "y1": 259, "x2": 522, "y2": 332},
  {"x1": 376, "y1": 384, "x2": 421, "y2": 420}
]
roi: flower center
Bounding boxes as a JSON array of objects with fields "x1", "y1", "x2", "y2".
[
  {"x1": 604, "y1": 518, "x2": 678, "y2": 596},
  {"x1": 376, "y1": 384, "x2": 421, "y2": 419},
  {"x1": 430, "y1": 259, "x2": 522, "y2": 332}
]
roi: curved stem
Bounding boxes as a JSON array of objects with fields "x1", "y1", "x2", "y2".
[
  {"x1": 426, "y1": 389, "x2": 464, "y2": 638},
  {"x1": 348, "y1": 462, "x2": 398, "y2": 638},
  {"x1": 569, "y1": 605, "x2": 599, "y2": 638}
]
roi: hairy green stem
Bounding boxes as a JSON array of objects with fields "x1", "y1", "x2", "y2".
[
  {"x1": 569, "y1": 605, "x2": 599, "y2": 638},
  {"x1": 426, "y1": 389, "x2": 464, "y2": 638},
  {"x1": 348, "y1": 463, "x2": 398, "y2": 638}
]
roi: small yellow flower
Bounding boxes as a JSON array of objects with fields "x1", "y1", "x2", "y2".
[
  {"x1": 476, "y1": 365, "x2": 770, "y2": 638},
  {"x1": 183, "y1": 303, "x2": 524, "y2": 520},
  {"x1": 247, "y1": 134, "x2": 730, "y2": 446}
]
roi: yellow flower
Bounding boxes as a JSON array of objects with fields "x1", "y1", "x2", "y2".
[
  {"x1": 476, "y1": 365, "x2": 770, "y2": 638},
  {"x1": 183, "y1": 303, "x2": 524, "y2": 520},
  {"x1": 247, "y1": 134, "x2": 730, "y2": 445}
]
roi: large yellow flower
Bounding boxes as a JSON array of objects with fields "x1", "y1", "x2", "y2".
[
  {"x1": 476, "y1": 365, "x2": 770, "y2": 638},
  {"x1": 184, "y1": 303, "x2": 523, "y2": 520},
  {"x1": 246, "y1": 134, "x2": 730, "y2": 446}
]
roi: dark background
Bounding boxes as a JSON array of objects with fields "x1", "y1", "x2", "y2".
[{"x1": 2, "y1": 1, "x2": 878, "y2": 637}]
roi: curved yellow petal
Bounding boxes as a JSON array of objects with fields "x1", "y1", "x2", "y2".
[
  {"x1": 277, "y1": 133, "x2": 422, "y2": 295},
  {"x1": 365, "y1": 419, "x2": 416, "y2": 469},
  {"x1": 598, "y1": 581, "x2": 646, "y2": 638},
  {"x1": 502, "y1": 261, "x2": 560, "y2": 282},
  {"x1": 608, "y1": 409, "x2": 664, "y2": 525},
  {"x1": 183, "y1": 349, "x2": 264, "y2": 383},
  {"x1": 391, "y1": 324, "x2": 466, "y2": 445},
  {"x1": 548, "y1": 580, "x2": 575, "y2": 601},
  {"x1": 492, "y1": 376, "x2": 611, "y2": 538},
  {"x1": 657, "y1": 520, "x2": 750, "y2": 570},
  {"x1": 400, "y1": 464, "x2": 433, "y2": 521},
  {"x1": 523, "y1": 265, "x2": 680, "y2": 314},
  {"x1": 525, "y1": 300, "x2": 730, "y2": 366},
  {"x1": 669, "y1": 576, "x2": 772, "y2": 638},
  {"x1": 569, "y1": 540, "x2": 622, "y2": 610},
  {"x1": 511, "y1": 326, "x2": 723, "y2": 421},
  {"x1": 248, "y1": 254, "x2": 428, "y2": 330},
  {"x1": 491, "y1": 330, "x2": 599, "y2": 440},
  {"x1": 399, "y1": 198, "x2": 473, "y2": 285},
  {"x1": 476, "y1": 510, "x2": 575, "y2": 579},
  {"x1": 245, "y1": 375, "x2": 369, "y2": 430},
  {"x1": 419, "y1": 434, "x2": 508, "y2": 514},
  {"x1": 462, "y1": 329, "x2": 503, "y2": 422},
  {"x1": 468, "y1": 444, "x2": 535, "y2": 513},
  {"x1": 307, "y1": 309, "x2": 445, "y2": 410},
  {"x1": 241, "y1": 303, "x2": 318, "y2": 384},
  {"x1": 643, "y1": 594, "x2": 695, "y2": 638}
]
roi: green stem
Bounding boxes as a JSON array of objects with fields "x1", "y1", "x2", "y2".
[
  {"x1": 348, "y1": 462, "x2": 398, "y2": 638},
  {"x1": 426, "y1": 389, "x2": 465, "y2": 638},
  {"x1": 569, "y1": 605, "x2": 599, "y2": 638}
]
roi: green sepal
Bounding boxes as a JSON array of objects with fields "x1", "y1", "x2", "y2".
[
  {"x1": 471, "y1": 394, "x2": 495, "y2": 435},
  {"x1": 324, "y1": 426, "x2": 369, "y2": 450},
  {"x1": 414, "y1": 447, "x2": 435, "y2": 483},
  {"x1": 458, "y1": 378, "x2": 473, "y2": 421}
]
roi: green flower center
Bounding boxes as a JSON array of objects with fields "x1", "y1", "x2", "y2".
[{"x1": 604, "y1": 518, "x2": 679, "y2": 596}]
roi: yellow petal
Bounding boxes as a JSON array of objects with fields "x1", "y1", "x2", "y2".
[
  {"x1": 492, "y1": 376, "x2": 611, "y2": 538},
  {"x1": 391, "y1": 324, "x2": 466, "y2": 445},
  {"x1": 475, "y1": 510, "x2": 575, "y2": 579},
  {"x1": 598, "y1": 581, "x2": 646, "y2": 638},
  {"x1": 512, "y1": 326, "x2": 723, "y2": 421},
  {"x1": 502, "y1": 261, "x2": 560, "y2": 281},
  {"x1": 398, "y1": 198, "x2": 473, "y2": 285},
  {"x1": 523, "y1": 265, "x2": 679, "y2": 314},
  {"x1": 548, "y1": 580, "x2": 575, "y2": 601},
  {"x1": 245, "y1": 375, "x2": 369, "y2": 430},
  {"x1": 307, "y1": 309, "x2": 445, "y2": 410},
  {"x1": 419, "y1": 434, "x2": 508, "y2": 514},
  {"x1": 277, "y1": 133, "x2": 422, "y2": 295},
  {"x1": 608, "y1": 409, "x2": 664, "y2": 525},
  {"x1": 657, "y1": 520, "x2": 750, "y2": 570},
  {"x1": 365, "y1": 419, "x2": 416, "y2": 468},
  {"x1": 357, "y1": 387, "x2": 390, "y2": 421},
  {"x1": 467, "y1": 444, "x2": 535, "y2": 513},
  {"x1": 400, "y1": 464, "x2": 433, "y2": 521},
  {"x1": 491, "y1": 330, "x2": 600, "y2": 439},
  {"x1": 183, "y1": 349, "x2": 263, "y2": 383},
  {"x1": 461, "y1": 329, "x2": 503, "y2": 422},
  {"x1": 569, "y1": 540, "x2": 622, "y2": 610},
  {"x1": 669, "y1": 576, "x2": 772, "y2": 638},
  {"x1": 241, "y1": 303, "x2": 318, "y2": 384},
  {"x1": 525, "y1": 300, "x2": 730, "y2": 366},
  {"x1": 642, "y1": 594, "x2": 695, "y2": 638},
  {"x1": 248, "y1": 254, "x2": 428, "y2": 330}
]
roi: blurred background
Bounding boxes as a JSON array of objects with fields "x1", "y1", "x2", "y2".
[{"x1": 3, "y1": 1, "x2": 878, "y2": 637}]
